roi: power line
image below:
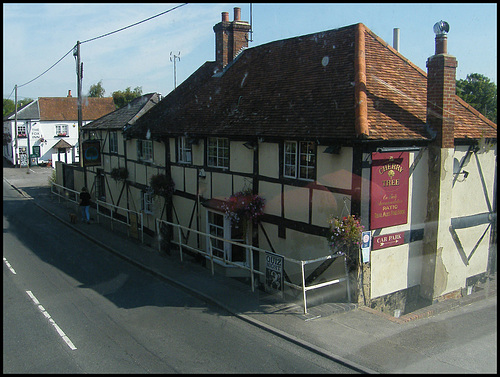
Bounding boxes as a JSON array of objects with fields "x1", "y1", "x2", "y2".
[
  {"x1": 17, "y1": 46, "x2": 75, "y2": 89},
  {"x1": 10, "y1": 3, "x2": 188, "y2": 95},
  {"x1": 81, "y1": 3, "x2": 187, "y2": 45}
]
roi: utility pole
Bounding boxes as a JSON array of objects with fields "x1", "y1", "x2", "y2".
[
  {"x1": 74, "y1": 41, "x2": 83, "y2": 168},
  {"x1": 170, "y1": 51, "x2": 180, "y2": 89},
  {"x1": 14, "y1": 84, "x2": 18, "y2": 167}
]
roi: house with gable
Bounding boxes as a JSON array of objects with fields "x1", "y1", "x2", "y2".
[
  {"x1": 66, "y1": 8, "x2": 495, "y2": 314},
  {"x1": 3, "y1": 91, "x2": 115, "y2": 167},
  {"x1": 59, "y1": 92, "x2": 162, "y2": 204}
]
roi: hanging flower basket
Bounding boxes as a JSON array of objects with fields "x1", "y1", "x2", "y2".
[
  {"x1": 222, "y1": 188, "x2": 265, "y2": 228},
  {"x1": 149, "y1": 173, "x2": 175, "y2": 198},
  {"x1": 110, "y1": 167, "x2": 129, "y2": 181},
  {"x1": 327, "y1": 214, "x2": 364, "y2": 270}
]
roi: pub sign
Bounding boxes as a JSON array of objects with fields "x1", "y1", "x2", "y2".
[
  {"x1": 82, "y1": 140, "x2": 101, "y2": 167},
  {"x1": 370, "y1": 152, "x2": 409, "y2": 229}
]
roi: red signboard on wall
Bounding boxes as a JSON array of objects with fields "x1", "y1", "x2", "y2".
[{"x1": 370, "y1": 152, "x2": 409, "y2": 229}]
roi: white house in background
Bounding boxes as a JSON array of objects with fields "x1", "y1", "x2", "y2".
[{"x1": 3, "y1": 91, "x2": 115, "y2": 167}]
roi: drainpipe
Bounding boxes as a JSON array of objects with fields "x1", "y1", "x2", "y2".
[{"x1": 354, "y1": 23, "x2": 369, "y2": 138}]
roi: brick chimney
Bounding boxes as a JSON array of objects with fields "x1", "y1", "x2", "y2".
[
  {"x1": 426, "y1": 21, "x2": 457, "y2": 148},
  {"x1": 213, "y1": 7, "x2": 251, "y2": 70}
]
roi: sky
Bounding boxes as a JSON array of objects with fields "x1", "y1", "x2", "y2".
[{"x1": 3, "y1": 3, "x2": 497, "y2": 102}]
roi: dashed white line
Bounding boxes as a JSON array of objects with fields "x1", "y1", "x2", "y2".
[
  {"x1": 25, "y1": 290, "x2": 77, "y2": 350},
  {"x1": 3, "y1": 257, "x2": 17, "y2": 274}
]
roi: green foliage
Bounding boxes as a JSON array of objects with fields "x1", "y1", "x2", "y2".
[
  {"x1": 3, "y1": 98, "x2": 34, "y2": 117},
  {"x1": 112, "y1": 86, "x2": 142, "y2": 109},
  {"x1": 88, "y1": 80, "x2": 105, "y2": 97},
  {"x1": 456, "y1": 73, "x2": 497, "y2": 124}
]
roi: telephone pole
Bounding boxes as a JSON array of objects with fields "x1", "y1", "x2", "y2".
[
  {"x1": 74, "y1": 41, "x2": 83, "y2": 167},
  {"x1": 170, "y1": 51, "x2": 180, "y2": 89}
]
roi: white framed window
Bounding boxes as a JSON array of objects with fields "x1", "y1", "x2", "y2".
[
  {"x1": 207, "y1": 137, "x2": 229, "y2": 169},
  {"x1": 284, "y1": 141, "x2": 297, "y2": 178},
  {"x1": 142, "y1": 188, "x2": 154, "y2": 214},
  {"x1": 283, "y1": 140, "x2": 316, "y2": 180},
  {"x1": 138, "y1": 139, "x2": 153, "y2": 161},
  {"x1": 206, "y1": 211, "x2": 248, "y2": 265},
  {"x1": 298, "y1": 141, "x2": 316, "y2": 180},
  {"x1": 109, "y1": 131, "x2": 118, "y2": 154},
  {"x1": 55, "y1": 124, "x2": 68, "y2": 136},
  {"x1": 17, "y1": 124, "x2": 27, "y2": 137},
  {"x1": 178, "y1": 136, "x2": 192, "y2": 164}
]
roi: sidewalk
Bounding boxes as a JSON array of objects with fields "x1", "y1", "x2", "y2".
[{"x1": 3, "y1": 161, "x2": 497, "y2": 374}]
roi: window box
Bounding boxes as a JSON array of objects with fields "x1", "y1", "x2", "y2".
[
  {"x1": 17, "y1": 133, "x2": 27, "y2": 138},
  {"x1": 56, "y1": 133, "x2": 67, "y2": 137}
]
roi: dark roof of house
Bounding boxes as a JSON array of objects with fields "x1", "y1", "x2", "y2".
[
  {"x1": 4, "y1": 97, "x2": 116, "y2": 122},
  {"x1": 3, "y1": 100, "x2": 38, "y2": 120},
  {"x1": 82, "y1": 93, "x2": 161, "y2": 130},
  {"x1": 127, "y1": 23, "x2": 496, "y2": 143}
]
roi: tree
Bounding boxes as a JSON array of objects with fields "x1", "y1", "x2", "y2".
[
  {"x1": 88, "y1": 80, "x2": 105, "y2": 97},
  {"x1": 112, "y1": 86, "x2": 142, "y2": 109},
  {"x1": 3, "y1": 98, "x2": 34, "y2": 117},
  {"x1": 456, "y1": 73, "x2": 497, "y2": 124}
]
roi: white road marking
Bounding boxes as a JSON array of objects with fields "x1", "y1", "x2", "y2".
[
  {"x1": 3, "y1": 257, "x2": 17, "y2": 274},
  {"x1": 25, "y1": 290, "x2": 77, "y2": 350}
]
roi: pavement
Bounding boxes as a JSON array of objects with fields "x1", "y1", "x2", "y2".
[{"x1": 3, "y1": 160, "x2": 497, "y2": 374}]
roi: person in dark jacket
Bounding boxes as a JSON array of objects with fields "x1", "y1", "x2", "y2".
[{"x1": 79, "y1": 187, "x2": 91, "y2": 223}]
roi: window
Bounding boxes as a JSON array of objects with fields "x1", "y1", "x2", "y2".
[
  {"x1": 299, "y1": 141, "x2": 316, "y2": 180},
  {"x1": 109, "y1": 131, "x2": 118, "y2": 154},
  {"x1": 207, "y1": 137, "x2": 229, "y2": 168},
  {"x1": 138, "y1": 139, "x2": 153, "y2": 161},
  {"x1": 142, "y1": 188, "x2": 154, "y2": 214},
  {"x1": 17, "y1": 124, "x2": 27, "y2": 137},
  {"x1": 177, "y1": 136, "x2": 192, "y2": 164},
  {"x1": 208, "y1": 212, "x2": 225, "y2": 259},
  {"x1": 55, "y1": 124, "x2": 68, "y2": 136},
  {"x1": 284, "y1": 141, "x2": 297, "y2": 178},
  {"x1": 283, "y1": 140, "x2": 316, "y2": 180},
  {"x1": 96, "y1": 170, "x2": 105, "y2": 200},
  {"x1": 207, "y1": 211, "x2": 248, "y2": 264}
]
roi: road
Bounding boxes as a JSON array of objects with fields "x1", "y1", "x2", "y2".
[{"x1": 3, "y1": 179, "x2": 357, "y2": 373}]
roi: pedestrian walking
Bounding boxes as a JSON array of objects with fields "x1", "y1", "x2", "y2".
[{"x1": 79, "y1": 187, "x2": 91, "y2": 223}]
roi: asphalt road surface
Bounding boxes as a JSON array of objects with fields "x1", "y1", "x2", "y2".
[{"x1": 3, "y1": 179, "x2": 358, "y2": 373}]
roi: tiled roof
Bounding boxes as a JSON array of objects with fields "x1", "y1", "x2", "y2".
[
  {"x1": 37, "y1": 97, "x2": 115, "y2": 121},
  {"x1": 128, "y1": 23, "x2": 496, "y2": 143},
  {"x1": 83, "y1": 93, "x2": 161, "y2": 130},
  {"x1": 3, "y1": 100, "x2": 38, "y2": 120},
  {"x1": 53, "y1": 139, "x2": 73, "y2": 149}
]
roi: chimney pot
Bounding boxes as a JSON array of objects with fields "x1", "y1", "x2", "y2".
[
  {"x1": 234, "y1": 7, "x2": 241, "y2": 21},
  {"x1": 67, "y1": 90, "x2": 72, "y2": 97},
  {"x1": 435, "y1": 35, "x2": 447, "y2": 55},
  {"x1": 222, "y1": 12, "x2": 229, "y2": 22}
]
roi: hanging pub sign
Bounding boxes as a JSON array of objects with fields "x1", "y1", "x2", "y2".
[
  {"x1": 370, "y1": 152, "x2": 409, "y2": 229},
  {"x1": 82, "y1": 140, "x2": 101, "y2": 166}
]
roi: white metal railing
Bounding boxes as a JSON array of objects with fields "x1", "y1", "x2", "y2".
[
  {"x1": 51, "y1": 182, "x2": 144, "y2": 243},
  {"x1": 51, "y1": 182, "x2": 80, "y2": 204},
  {"x1": 156, "y1": 218, "x2": 350, "y2": 314},
  {"x1": 96, "y1": 199, "x2": 144, "y2": 243}
]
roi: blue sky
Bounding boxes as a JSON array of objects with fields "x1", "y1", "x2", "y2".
[{"x1": 3, "y1": 3, "x2": 497, "y2": 101}]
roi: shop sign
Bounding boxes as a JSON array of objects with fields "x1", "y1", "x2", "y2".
[
  {"x1": 370, "y1": 152, "x2": 409, "y2": 229},
  {"x1": 372, "y1": 231, "x2": 405, "y2": 250}
]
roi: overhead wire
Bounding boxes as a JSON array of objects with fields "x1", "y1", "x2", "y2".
[{"x1": 9, "y1": 3, "x2": 188, "y2": 96}]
